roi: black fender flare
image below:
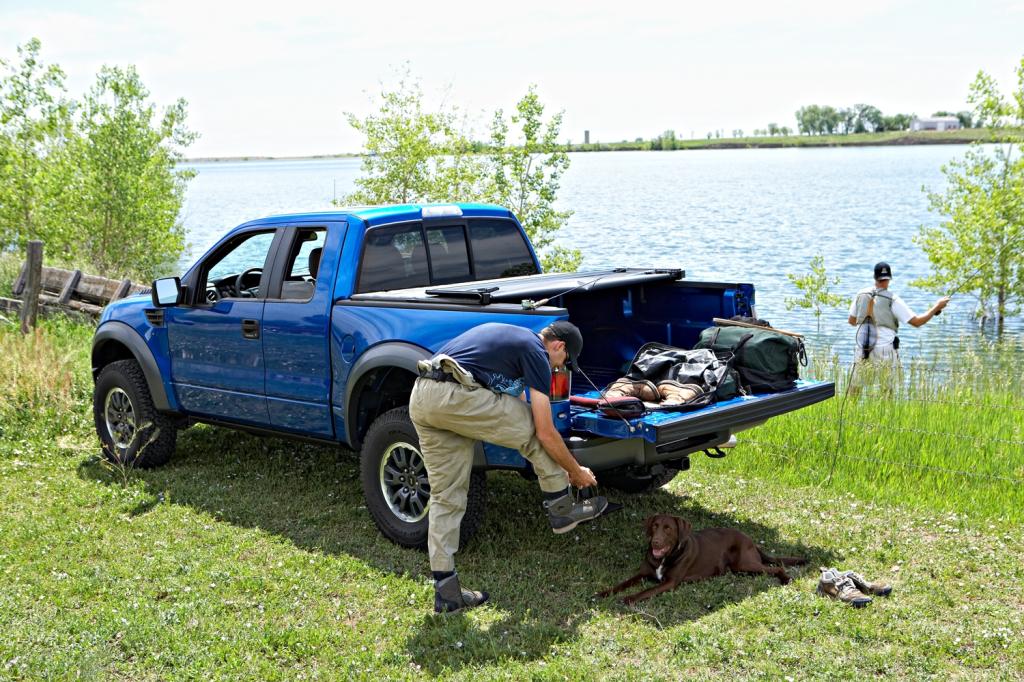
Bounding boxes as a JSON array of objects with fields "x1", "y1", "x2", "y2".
[
  {"x1": 92, "y1": 321, "x2": 174, "y2": 412},
  {"x1": 343, "y1": 341, "x2": 487, "y2": 467},
  {"x1": 344, "y1": 341, "x2": 430, "y2": 446}
]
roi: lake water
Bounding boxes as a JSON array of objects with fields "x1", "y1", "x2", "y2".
[{"x1": 179, "y1": 146, "x2": 1022, "y2": 362}]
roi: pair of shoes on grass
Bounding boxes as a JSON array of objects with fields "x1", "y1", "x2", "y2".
[{"x1": 817, "y1": 567, "x2": 893, "y2": 608}]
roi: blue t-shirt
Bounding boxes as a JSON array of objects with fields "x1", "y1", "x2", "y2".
[{"x1": 435, "y1": 323, "x2": 551, "y2": 396}]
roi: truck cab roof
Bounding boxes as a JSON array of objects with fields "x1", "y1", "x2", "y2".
[{"x1": 236, "y1": 203, "x2": 516, "y2": 228}]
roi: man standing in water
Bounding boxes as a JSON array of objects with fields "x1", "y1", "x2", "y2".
[
  {"x1": 848, "y1": 262, "x2": 950, "y2": 365},
  {"x1": 409, "y1": 321, "x2": 610, "y2": 614}
]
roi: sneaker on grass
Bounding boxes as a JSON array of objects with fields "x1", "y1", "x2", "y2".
[
  {"x1": 843, "y1": 570, "x2": 893, "y2": 597},
  {"x1": 816, "y1": 567, "x2": 872, "y2": 608},
  {"x1": 543, "y1": 492, "x2": 609, "y2": 534}
]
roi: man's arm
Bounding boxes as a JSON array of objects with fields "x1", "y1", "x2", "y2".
[
  {"x1": 848, "y1": 315, "x2": 858, "y2": 326},
  {"x1": 529, "y1": 391, "x2": 598, "y2": 488},
  {"x1": 908, "y1": 296, "x2": 950, "y2": 327}
]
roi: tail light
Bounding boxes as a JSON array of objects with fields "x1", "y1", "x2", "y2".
[{"x1": 550, "y1": 366, "x2": 570, "y2": 401}]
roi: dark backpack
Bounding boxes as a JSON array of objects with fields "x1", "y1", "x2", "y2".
[{"x1": 694, "y1": 326, "x2": 807, "y2": 393}]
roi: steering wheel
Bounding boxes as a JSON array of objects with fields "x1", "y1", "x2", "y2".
[{"x1": 235, "y1": 268, "x2": 263, "y2": 298}]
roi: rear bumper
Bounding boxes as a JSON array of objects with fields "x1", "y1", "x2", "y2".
[{"x1": 567, "y1": 430, "x2": 730, "y2": 470}]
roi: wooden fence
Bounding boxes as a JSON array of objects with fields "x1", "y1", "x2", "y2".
[{"x1": 1, "y1": 241, "x2": 150, "y2": 331}]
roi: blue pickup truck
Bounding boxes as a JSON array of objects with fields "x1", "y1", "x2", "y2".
[{"x1": 91, "y1": 203, "x2": 833, "y2": 547}]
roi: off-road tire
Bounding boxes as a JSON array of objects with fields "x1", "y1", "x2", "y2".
[
  {"x1": 93, "y1": 359, "x2": 177, "y2": 468},
  {"x1": 602, "y1": 466, "x2": 679, "y2": 494},
  {"x1": 360, "y1": 406, "x2": 486, "y2": 549}
]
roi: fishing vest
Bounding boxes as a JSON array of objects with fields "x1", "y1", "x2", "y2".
[{"x1": 854, "y1": 290, "x2": 899, "y2": 331}]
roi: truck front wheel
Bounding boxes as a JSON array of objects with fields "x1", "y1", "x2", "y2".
[
  {"x1": 360, "y1": 407, "x2": 486, "y2": 549},
  {"x1": 93, "y1": 359, "x2": 177, "y2": 468}
]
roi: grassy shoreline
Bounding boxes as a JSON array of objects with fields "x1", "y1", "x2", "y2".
[
  {"x1": 1, "y1": 315, "x2": 1021, "y2": 678},
  {"x1": 184, "y1": 129, "x2": 1017, "y2": 163}
]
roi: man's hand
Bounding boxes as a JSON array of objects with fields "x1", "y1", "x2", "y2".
[
  {"x1": 569, "y1": 465, "x2": 597, "y2": 489},
  {"x1": 530, "y1": 391, "x2": 597, "y2": 488},
  {"x1": 934, "y1": 296, "x2": 950, "y2": 312}
]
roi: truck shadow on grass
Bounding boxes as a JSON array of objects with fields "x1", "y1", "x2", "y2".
[{"x1": 79, "y1": 424, "x2": 836, "y2": 674}]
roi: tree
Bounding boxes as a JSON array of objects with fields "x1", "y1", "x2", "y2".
[
  {"x1": 955, "y1": 110, "x2": 974, "y2": 128},
  {"x1": 780, "y1": 126, "x2": 792, "y2": 136},
  {"x1": 69, "y1": 66, "x2": 197, "y2": 278},
  {"x1": 785, "y1": 254, "x2": 847, "y2": 333},
  {"x1": 483, "y1": 86, "x2": 579, "y2": 271},
  {"x1": 852, "y1": 104, "x2": 882, "y2": 133},
  {"x1": 343, "y1": 73, "x2": 483, "y2": 206},
  {"x1": 767, "y1": 122, "x2": 779, "y2": 136},
  {"x1": 913, "y1": 57, "x2": 1024, "y2": 333},
  {"x1": 343, "y1": 79, "x2": 580, "y2": 272},
  {"x1": 879, "y1": 113, "x2": 913, "y2": 132},
  {"x1": 0, "y1": 38, "x2": 72, "y2": 252}
]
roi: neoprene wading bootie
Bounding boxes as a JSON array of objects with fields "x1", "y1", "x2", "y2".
[
  {"x1": 605, "y1": 379, "x2": 660, "y2": 402},
  {"x1": 816, "y1": 567, "x2": 872, "y2": 608},
  {"x1": 434, "y1": 573, "x2": 489, "y2": 614},
  {"x1": 544, "y1": 492, "x2": 609, "y2": 534}
]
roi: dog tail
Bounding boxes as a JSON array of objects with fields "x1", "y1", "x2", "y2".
[{"x1": 758, "y1": 548, "x2": 808, "y2": 566}]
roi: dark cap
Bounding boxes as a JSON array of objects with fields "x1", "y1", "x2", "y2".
[
  {"x1": 545, "y1": 320, "x2": 583, "y2": 367},
  {"x1": 874, "y1": 262, "x2": 893, "y2": 281}
]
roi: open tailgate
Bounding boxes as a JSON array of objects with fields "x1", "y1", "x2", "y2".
[{"x1": 570, "y1": 379, "x2": 835, "y2": 444}]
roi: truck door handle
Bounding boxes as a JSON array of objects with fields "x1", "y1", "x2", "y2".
[{"x1": 241, "y1": 319, "x2": 260, "y2": 339}]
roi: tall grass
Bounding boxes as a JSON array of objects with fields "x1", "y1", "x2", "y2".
[
  {"x1": 729, "y1": 339, "x2": 1024, "y2": 523},
  {"x1": 0, "y1": 316, "x2": 94, "y2": 444}
]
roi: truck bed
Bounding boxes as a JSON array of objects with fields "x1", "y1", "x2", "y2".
[{"x1": 569, "y1": 379, "x2": 835, "y2": 444}]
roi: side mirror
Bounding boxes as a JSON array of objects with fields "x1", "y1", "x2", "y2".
[{"x1": 152, "y1": 277, "x2": 182, "y2": 307}]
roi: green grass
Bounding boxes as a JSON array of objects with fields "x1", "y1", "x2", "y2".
[
  {"x1": 1, "y1": 318, "x2": 1022, "y2": 679},
  {"x1": 726, "y1": 341, "x2": 1024, "y2": 523}
]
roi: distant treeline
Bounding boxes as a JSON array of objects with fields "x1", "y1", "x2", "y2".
[{"x1": 602, "y1": 105, "x2": 979, "y2": 150}]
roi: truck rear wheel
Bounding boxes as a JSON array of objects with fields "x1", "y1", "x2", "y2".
[
  {"x1": 93, "y1": 359, "x2": 177, "y2": 468},
  {"x1": 360, "y1": 407, "x2": 486, "y2": 549}
]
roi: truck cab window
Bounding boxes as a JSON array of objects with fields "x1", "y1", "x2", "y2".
[
  {"x1": 358, "y1": 224, "x2": 429, "y2": 293},
  {"x1": 201, "y1": 230, "x2": 275, "y2": 302},
  {"x1": 426, "y1": 225, "x2": 471, "y2": 284},
  {"x1": 278, "y1": 227, "x2": 326, "y2": 301},
  {"x1": 468, "y1": 219, "x2": 538, "y2": 279}
]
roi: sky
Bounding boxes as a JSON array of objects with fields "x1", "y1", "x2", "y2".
[{"x1": 2, "y1": 0, "x2": 1022, "y2": 158}]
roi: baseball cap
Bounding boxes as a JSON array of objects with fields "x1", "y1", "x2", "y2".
[
  {"x1": 874, "y1": 262, "x2": 893, "y2": 281},
  {"x1": 546, "y1": 320, "x2": 583, "y2": 368}
]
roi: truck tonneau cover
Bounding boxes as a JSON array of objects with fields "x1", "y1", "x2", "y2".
[{"x1": 349, "y1": 268, "x2": 688, "y2": 304}]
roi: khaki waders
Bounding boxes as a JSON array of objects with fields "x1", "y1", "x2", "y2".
[{"x1": 409, "y1": 356, "x2": 569, "y2": 572}]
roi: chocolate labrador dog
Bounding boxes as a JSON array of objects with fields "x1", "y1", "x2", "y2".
[{"x1": 597, "y1": 514, "x2": 808, "y2": 604}]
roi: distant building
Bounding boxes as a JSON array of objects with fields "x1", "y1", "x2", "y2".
[{"x1": 911, "y1": 116, "x2": 961, "y2": 132}]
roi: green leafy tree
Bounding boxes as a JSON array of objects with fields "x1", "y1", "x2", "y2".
[
  {"x1": 785, "y1": 254, "x2": 846, "y2": 332},
  {"x1": 343, "y1": 72, "x2": 483, "y2": 205},
  {"x1": 343, "y1": 79, "x2": 580, "y2": 272},
  {"x1": 913, "y1": 57, "x2": 1024, "y2": 332},
  {"x1": 0, "y1": 38, "x2": 73, "y2": 251},
  {"x1": 483, "y1": 87, "x2": 579, "y2": 271},
  {"x1": 70, "y1": 65, "x2": 197, "y2": 278}
]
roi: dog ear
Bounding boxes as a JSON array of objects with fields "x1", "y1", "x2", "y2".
[
  {"x1": 644, "y1": 515, "x2": 656, "y2": 537},
  {"x1": 674, "y1": 516, "x2": 692, "y2": 539}
]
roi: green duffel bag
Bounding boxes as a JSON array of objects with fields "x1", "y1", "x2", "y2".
[{"x1": 694, "y1": 325, "x2": 807, "y2": 393}]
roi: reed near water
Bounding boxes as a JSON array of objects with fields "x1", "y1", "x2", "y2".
[{"x1": 732, "y1": 339, "x2": 1024, "y2": 523}]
